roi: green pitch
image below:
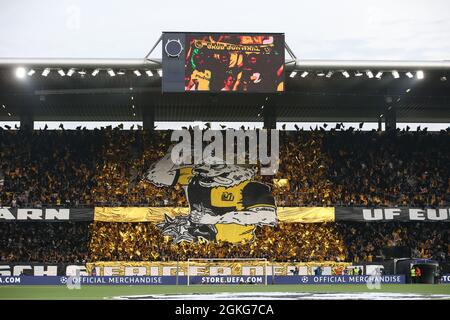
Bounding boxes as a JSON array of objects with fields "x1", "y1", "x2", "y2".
[{"x1": 0, "y1": 284, "x2": 449, "y2": 299}]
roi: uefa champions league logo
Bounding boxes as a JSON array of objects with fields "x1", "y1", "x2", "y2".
[
  {"x1": 64, "y1": 269, "x2": 82, "y2": 290},
  {"x1": 366, "y1": 268, "x2": 382, "y2": 290}
]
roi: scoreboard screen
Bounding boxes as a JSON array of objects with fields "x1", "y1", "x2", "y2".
[{"x1": 162, "y1": 32, "x2": 285, "y2": 93}]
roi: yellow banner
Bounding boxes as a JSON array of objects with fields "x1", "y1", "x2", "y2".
[
  {"x1": 277, "y1": 207, "x2": 335, "y2": 223},
  {"x1": 86, "y1": 261, "x2": 350, "y2": 276},
  {"x1": 94, "y1": 207, "x2": 335, "y2": 223},
  {"x1": 94, "y1": 207, "x2": 189, "y2": 222}
]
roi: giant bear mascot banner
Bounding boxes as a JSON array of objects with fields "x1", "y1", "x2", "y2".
[{"x1": 144, "y1": 150, "x2": 277, "y2": 244}]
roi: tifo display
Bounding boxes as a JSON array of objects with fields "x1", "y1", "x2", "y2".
[{"x1": 0, "y1": 128, "x2": 448, "y2": 285}]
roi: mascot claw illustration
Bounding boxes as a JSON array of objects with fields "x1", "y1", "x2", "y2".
[
  {"x1": 190, "y1": 203, "x2": 219, "y2": 225},
  {"x1": 157, "y1": 215, "x2": 195, "y2": 243},
  {"x1": 158, "y1": 213, "x2": 217, "y2": 243}
]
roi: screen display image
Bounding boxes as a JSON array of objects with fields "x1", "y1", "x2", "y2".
[{"x1": 184, "y1": 34, "x2": 284, "y2": 92}]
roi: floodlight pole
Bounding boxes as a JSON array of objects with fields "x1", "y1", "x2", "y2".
[
  {"x1": 383, "y1": 92, "x2": 398, "y2": 132},
  {"x1": 14, "y1": 94, "x2": 36, "y2": 131},
  {"x1": 263, "y1": 95, "x2": 277, "y2": 130},
  {"x1": 138, "y1": 93, "x2": 155, "y2": 133}
]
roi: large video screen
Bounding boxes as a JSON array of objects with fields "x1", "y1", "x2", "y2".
[{"x1": 162, "y1": 32, "x2": 285, "y2": 93}]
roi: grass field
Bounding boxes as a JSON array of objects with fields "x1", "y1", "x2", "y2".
[{"x1": 0, "y1": 284, "x2": 449, "y2": 299}]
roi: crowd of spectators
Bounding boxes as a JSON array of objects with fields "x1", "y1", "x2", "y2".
[
  {"x1": 0, "y1": 127, "x2": 449, "y2": 264},
  {"x1": 0, "y1": 222, "x2": 90, "y2": 263},
  {"x1": 1, "y1": 221, "x2": 447, "y2": 264},
  {"x1": 337, "y1": 222, "x2": 449, "y2": 263},
  {"x1": 1, "y1": 128, "x2": 448, "y2": 207},
  {"x1": 0, "y1": 130, "x2": 99, "y2": 207},
  {"x1": 89, "y1": 221, "x2": 448, "y2": 263},
  {"x1": 88, "y1": 222, "x2": 347, "y2": 262},
  {"x1": 324, "y1": 130, "x2": 450, "y2": 206}
]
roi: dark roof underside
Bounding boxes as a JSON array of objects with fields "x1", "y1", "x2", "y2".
[{"x1": 0, "y1": 68, "x2": 449, "y2": 122}]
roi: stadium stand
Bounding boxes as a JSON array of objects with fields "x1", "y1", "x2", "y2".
[
  {"x1": 1, "y1": 127, "x2": 448, "y2": 264},
  {"x1": 1, "y1": 128, "x2": 448, "y2": 207},
  {"x1": 0, "y1": 222, "x2": 90, "y2": 263}
]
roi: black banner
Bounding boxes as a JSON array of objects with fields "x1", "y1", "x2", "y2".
[
  {"x1": 0, "y1": 208, "x2": 93, "y2": 222},
  {"x1": 2, "y1": 207, "x2": 449, "y2": 222},
  {"x1": 0, "y1": 263, "x2": 86, "y2": 276},
  {"x1": 335, "y1": 207, "x2": 450, "y2": 222}
]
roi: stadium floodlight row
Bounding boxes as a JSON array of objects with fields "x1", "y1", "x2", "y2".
[
  {"x1": 2, "y1": 58, "x2": 450, "y2": 83},
  {"x1": 10, "y1": 67, "x2": 438, "y2": 81}
]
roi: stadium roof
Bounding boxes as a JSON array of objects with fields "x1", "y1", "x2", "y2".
[{"x1": 0, "y1": 58, "x2": 449, "y2": 123}]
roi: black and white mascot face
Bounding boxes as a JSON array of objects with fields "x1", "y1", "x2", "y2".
[{"x1": 192, "y1": 163, "x2": 256, "y2": 188}]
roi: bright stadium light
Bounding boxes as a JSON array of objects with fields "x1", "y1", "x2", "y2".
[
  {"x1": 42, "y1": 68, "x2": 50, "y2": 77},
  {"x1": 15, "y1": 67, "x2": 26, "y2": 79},
  {"x1": 78, "y1": 70, "x2": 86, "y2": 75},
  {"x1": 67, "y1": 68, "x2": 75, "y2": 77},
  {"x1": 342, "y1": 71, "x2": 350, "y2": 78},
  {"x1": 366, "y1": 71, "x2": 374, "y2": 78},
  {"x1": 392, "y1": 71, "x2": 400, "y2": 79},
  {"x1": 406, "y1": 88, "x2": 411, "y2": 93},
  {"x1": 406, "y1": 72, "x2": 414, "y2": 78},
  {"x1": 134, "y1": 70, "x2": 141, "y2": 77},
  {"x1": 146, "y1": 70, "x2": 154, "y2": 77},
  {"x1": 417, "y1": 70, "x2": 424, "y2": 79},
  {"x1": 58, "y1": 69, "x2": 65, "y2": 76},
  {"x1": 317, "y1": 71, "x2": 325, "y2": 77},
  {"x1": 354, "y1": 71, "x2": 363, "y2": 77},
  {"x1": 289, "y1": 71, "x2": 297, "y2": 78},
  {"x1": 326, "y1": 71, "x2": 333, "y2": 78},
  {"x1": 27, "y1": 69, "x2": 35, "y2": 76},
  {"x1": 157, "y1": 69, "x2": 162, "y2": 77},
  {"x1": 92, "y1": 69, "x2": 99, "y2": 76},
  {"x1": 107, "y1": 69, "x2": 116, "y2": 77},
  {"x1": 117, "y1": 69, "x2": 126, "y2": 75},
  {"x1": 375, "y1": 71, "x2": 383, "y2": 79},
  {"x1": 300, "y1": 71, "x2": 308, "y2": 78}
]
